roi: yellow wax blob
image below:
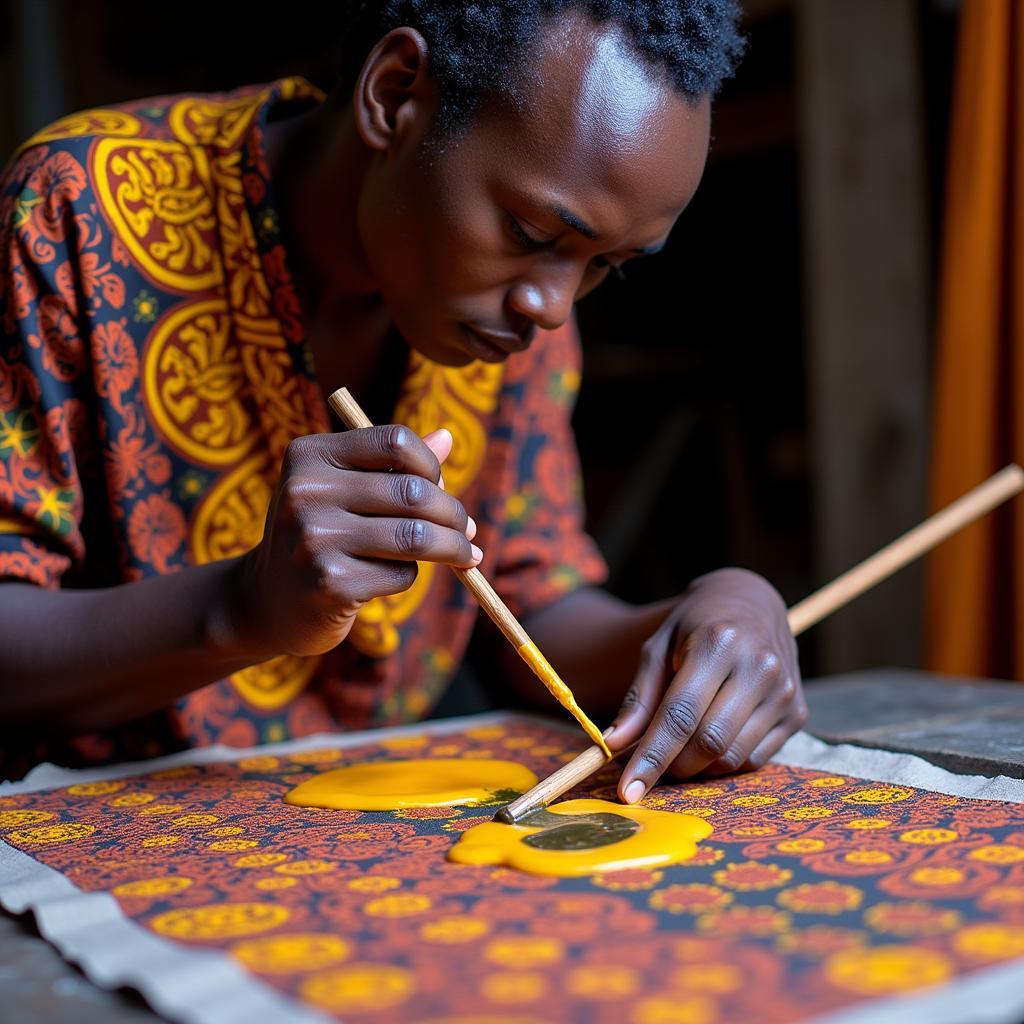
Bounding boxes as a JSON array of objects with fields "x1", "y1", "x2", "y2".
[
  {"x1": 447, "y1": 798, "x2": 712, "y2": 877},
  {"x1": 516, "y1": 641, "x2": 612, "y2": 758},
  {"x1": 284, "y1": 759, "x2": 539, "y2": 811}
]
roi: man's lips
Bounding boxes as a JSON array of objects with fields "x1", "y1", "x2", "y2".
[{"x1": 459, "y1": 323, "x2": 531, "y2": 361}]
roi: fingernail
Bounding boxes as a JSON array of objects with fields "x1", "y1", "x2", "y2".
[
  {"x1": 466, "y1": 516, "x2": 477, "y2": 540},
  {"x1": 438, "y1": 475, "x2": 446, "y2": 491},
  {"x1": 624, "y1": 780, "x2": 646, "y2": 804},
  {"x1": 471, "y1": 544, "x2": 483, "y2": 563},
  {"x1": 603, "y1": 725, "x2": 616, "y2": 739}
]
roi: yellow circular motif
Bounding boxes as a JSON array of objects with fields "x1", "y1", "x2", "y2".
[
  {"x1": 232, "y1": 933, "x2": 351, "y2": 973},
  {"x1": 466, "y1": 727, "x2": 506, "y2": 741},
  {"x1": 300, "y1": 964, "x2": 414, "y2": 1013},
  {"x1": 846, "y1": 818, "x2": 892, "y2": 830},
  {"x1": 0, "y1": 810, "x2": 55, "y2": 828},
  {"x1": 983, "y1": 886, "x2": 1024, "y2": 906},
  {"x1": 782, "y1": 806, "x2": 834, "y2": 820},
  {"x1": 274, "y1": 860, "x2": 336, "y2": 876},
  {"x1": 151, "y1": 903, "x2": 290, "y2": 941},
  {"x1": 113, "y1": 876, "x2": 193, "y2": 898},
  {"x1": 173, "y1": 814, "x2": 219, "y2": 827},
  {"x1": 347, "y1": 876, "x2": 401, "y2": 894},
  {"x1": 844, "y1": 850, "x2": 892, "y2": 865},
  {"x1": 630, "y1": 995, "x2": 715, "y2": 1024},
  {"x1": 671, "y1": 963, "x2": 743, "y2": 994},
  {"x1": 807, "y1": 777, "x2": 849, "y2": 788},
  {"x1": 67, "y1": 781, "x2": 125, "y2": 797},
  {"x1": 953, "y1": 924, "x2": 1024, "y2": 960},
  {"x1": 420, "y1": 916, "x2": 491, "y2": 944},
  {"x1": 109, "y1": 794, "x2": 156, "y2": 807},
  {"x1": 235, "y1": 853, "x2": 288, "y2": 868},
  {"x1": 732, "y1": 825, "x2": 776, "y2": 836},
  {"x1": 142, "y1": 835, "x2": 183, "y2": 847},
  {"x1": 7, "y1": 823, "x2": 96, "y2": 844},
  {"x1": 364, "y1": 894, "x2": 432, "y2": 918},
  {"x1": 144, "y1": 301, "x2": 252, "y2": 466},
  {"x1": 566, "y1": 964, "x2": 640, "y2": 1000},
  {"x1": 237, "y1": 757, "x2": 281, "y2": 772},
  {"x1": 205, "y1": 826, "x2": 245, "y2": 837},
  {"x1": 255, "y1": 877, "x2": 297, "y2": 891},
  {"x1": 777, "y1": 839, "x2": 826, "y2": 854},
  {"x1": 502, "y1": 737, "x2": 536, "y2": 750},
  {"x1": 825, "y1": 945, "x2": 952, "y2": 994},
  {"x1": 208, "y1": 839, "x2": 259, "y2": 852},
  {"x1": 484, "y1": 937, "x2": 564, "y2": 969},
  {"x1": 481, "y1": 972, "x2": 548, "y2": 1005},
  {"x1": 910, "y1": 867, "x2": 964, "y2": 887},
  {"x1": 731, "y1": 795, "x2": 779, "y2": 807},
  {"x1": 93, "y1": 139, "x2": 221, "y2": 292},
  {"x1": 900, "y1": 828, "x2": 958, "y2": 845},
  {"x1": 969, "y1": 845, "x2": 1024, "y2": 864},
  {"x1": 842, "y1": 786, "x2": 914, "y2": 805},
  {"x1": 289, "y1": 749, "x2": 343, "y2": 765},
  {"x1": 139, "y1": 804, "x2": 183, "y2": 816}
]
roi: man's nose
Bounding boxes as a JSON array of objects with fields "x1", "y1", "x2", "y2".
[{"x1": 507, "y1": 265, "x2": 583, "y2": 332}]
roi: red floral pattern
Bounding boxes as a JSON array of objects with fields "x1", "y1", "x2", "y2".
[{"x1": 3, "y1": 717, "x2": 1024, "y2": 1023}]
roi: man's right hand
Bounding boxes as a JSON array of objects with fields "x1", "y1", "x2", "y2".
[{"x1": 237, "y1": 424, "x2": 479, "y2": 657}]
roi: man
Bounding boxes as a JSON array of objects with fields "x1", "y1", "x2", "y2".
[{"x1": 0, "y1": 0, "x2": 805, "y2": 796}]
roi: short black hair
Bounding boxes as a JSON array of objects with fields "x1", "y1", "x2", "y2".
[{"x1": 339, "y1": 1, "x2": 745, "y2": 133}]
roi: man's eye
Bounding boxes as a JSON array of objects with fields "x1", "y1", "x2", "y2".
[
  {"x1": 592, "y1": 255, "x2": 626, "y2": 280},
  {"x1": 507, "y1": 215, "x2": 551, "y2": 252}
]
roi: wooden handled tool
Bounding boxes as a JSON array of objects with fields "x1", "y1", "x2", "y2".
[
  {"x1": 497, "y1": 463, "x2": 1024, "y2": 824},
  {"x1": 328, "y1": 387, "x2": 612, "y2": 759}
]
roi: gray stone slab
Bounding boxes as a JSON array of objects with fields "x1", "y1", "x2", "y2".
[{"x1": 806, "y1": 668, "x2": 1024, "y2": 779}]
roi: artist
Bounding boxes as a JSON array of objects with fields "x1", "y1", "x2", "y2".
[{"x1": 0, "y1": 1, "x2": 806, "y2": 795}]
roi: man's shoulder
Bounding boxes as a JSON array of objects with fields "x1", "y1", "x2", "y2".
[{"x1": 3, "y1": 80, "x2": 316, "y2": 189}]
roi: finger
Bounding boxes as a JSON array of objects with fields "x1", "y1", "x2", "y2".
[
  {"x1": 605, "y1": 627, "x2": 674, "y2": 751},
  {"x1": 341, "y1": 472, "x2": 470, "y2": 533},
  {"x1": 618, "y1": 634, "x2": 734, "y2": 802},
  {"x1": 343, "y1": 514, "x2": 482, "y2": 568},
  {"x1": 741, "y1": 719, "x2": 800, "y2": 770},
  {"x1": 666, "y1": 670, "x2": 767, "y2": 779},
  {"x1": 422, "y1": 428, "x2": 453, "y2": 466},
  {"x1": 339, "y1": 556, "x2": 420, "y2": 603},
  {"x1": 291, "y1": 425, "x2": 443, "y2": 480},
  {"x1": 696, "y1": 699, "x2": 782, "y2": 777}
]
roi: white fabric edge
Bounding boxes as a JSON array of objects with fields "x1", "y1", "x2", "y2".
[
  {"x1": 804, "y1": 958, "x2": 1024, "y2": 1024},
  {"x1": 0, "y1": 839, "x2": 332, "y2": 1024},
  {"x1": 774, "y1": 730, "x2": 1024, "y2": 804}
]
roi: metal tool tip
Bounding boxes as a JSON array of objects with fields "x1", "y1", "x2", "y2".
[{"x1": 493, "y1": 806, "x2": 520, "y2": 824}]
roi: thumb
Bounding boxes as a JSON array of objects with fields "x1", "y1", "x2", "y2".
[{"x1": 422, "y1": 428, "x2": 452, "y2": 487}]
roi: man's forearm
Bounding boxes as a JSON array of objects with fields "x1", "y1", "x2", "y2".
[
  {"x1": 500, "y1": 586, "x2": 675, "y2": 718},
  {"x1": 0, "y1": 558, "x2": 276, "y2": 737}
]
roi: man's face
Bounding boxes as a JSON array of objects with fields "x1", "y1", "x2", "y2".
[{"x1": 357, "y1": 18, "x2": 712, "y2": 366}]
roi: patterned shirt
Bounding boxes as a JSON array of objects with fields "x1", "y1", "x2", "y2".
[{"x1": 0, "y1": 78, "x2": 607, "y2": 777}]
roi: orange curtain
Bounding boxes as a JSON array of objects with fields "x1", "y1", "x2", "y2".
[{"x1": 925, "y1": 0, "x2": 1024, "y2": 679}]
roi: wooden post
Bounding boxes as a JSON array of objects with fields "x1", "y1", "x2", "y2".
[{"x1": 795, "y1": 0, "x2": 931, "y2": 672}]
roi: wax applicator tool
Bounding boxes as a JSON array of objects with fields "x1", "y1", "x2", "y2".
[
  {"x1": 327, "y1": 387, "x2": 611, "y2": 760},
  {"x1": 498, "y1": 464, "x2": 1024, "y2": 825}
]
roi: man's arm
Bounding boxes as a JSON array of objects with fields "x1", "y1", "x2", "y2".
[{"x1": 0, "y1": 427, "x2": 478, "y2": 740}]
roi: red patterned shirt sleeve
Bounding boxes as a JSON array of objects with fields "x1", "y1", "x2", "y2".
[
  {"x1": 490, "y1": 318, "x2": 608, "y2": 620},
  {"x1": 0, "y1": 143, "x2": 97, "y2": 586}
]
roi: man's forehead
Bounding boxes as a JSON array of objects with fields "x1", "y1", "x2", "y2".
[{"x1": 500, "y1": 14, "x2": 710, "y2": 203}]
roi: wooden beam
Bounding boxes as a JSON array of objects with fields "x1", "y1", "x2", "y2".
[{"x1": 796, "y1": 0, "x2": 931, "y2": 673}]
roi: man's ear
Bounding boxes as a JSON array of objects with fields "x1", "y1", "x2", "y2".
[{"x1": 354, "y1": 27, "x2": 432, "y2": 151}]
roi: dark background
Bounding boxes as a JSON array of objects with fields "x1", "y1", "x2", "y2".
[{"x1": 0, "y1": 0, "x2": 963, "y2": 680}]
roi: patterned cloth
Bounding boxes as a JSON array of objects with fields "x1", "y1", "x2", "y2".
[
  {"x1": 0, "y1": 79, "x2": 607, "y2": 776},
  {"x1": 3, "y1": 716, "x2": 1024, "y2": 1024}
]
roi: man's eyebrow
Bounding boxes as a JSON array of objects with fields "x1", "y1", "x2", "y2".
[
  {"x1": 553, "y1": 206, "x2": 598, "y2": 240},
  {"x1": 552, "y1": 205, "x2": 666, "y2": 256}
]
